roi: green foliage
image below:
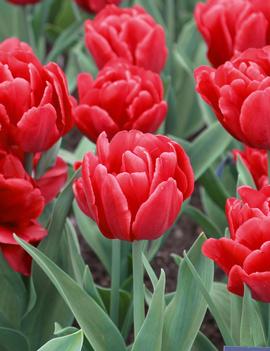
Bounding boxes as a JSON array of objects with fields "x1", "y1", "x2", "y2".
[
  {"x1": 162, "y1": 234, "x2": 214, "y2": 351},
  {"x1": 38, "y1": 330, "x2": 84, "y2": 351},
  {"x1": 15, "y1": 237, "x2": 127, "y2": 351}
]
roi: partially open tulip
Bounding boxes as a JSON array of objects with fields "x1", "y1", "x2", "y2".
[
  {"x1": 73, "y1": 130, "x2": 194, "y2": 241},
  {"x1": 203, "y1": 185, "x2": 270, "y2": 302},
  {"x1": 195, "y1": 0, "x2": 270, "y2": 67},
  {"x1": 195, "y1": 46, "x2": 270, "y2": 149},
  {"x1": 233, "y1": 147, "x2": 268, "y2": 189},
  {"x1": 74, "y1": 61, "x2": 167, "y2": 142},
  {"x1": 84, "y1": 5, "x2": 168, "y2": 73},
  {"x1": 0, "y1": 38, "x2": 73, "y2": 154},
  {"x1": 226, "y1": 185, "x2": 270, "y2": 239},
  {"x1": 0, "y1": 152, "x2": 47, "y2": 275},
  {"x1": 203, "y1": 216, "x2": 270, "y2": 302},
  {"x1": 75, "y1": 0, "x2": 121, "y2": 13}
]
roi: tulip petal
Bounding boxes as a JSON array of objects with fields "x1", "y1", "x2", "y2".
[
  {"x1": 132, "y1": 178, "x2": 182, "y2": 241},
  {"x1": 235, "y1": 13, "x2": 268, "y2": 52},
  {"x1": 236, "y1": 217, "x2": 270, "y2": 250},
  {"x1": 85, "y1": 21, "x2": 117, "y2": 69},
  {"x1": 36, "y1": 157, "x2": 68, "y2": 204},
  {"x1": 131, "y1": 102, "x2": 167, "y2": 133},
  {"x1": 101, "y1": 173, "x2": 131, "y2": 240},
  {"x1": 77, "y1": 72, "x2": 94, "y2": 102},
  {"x1": 136, "y1": 26, "x2": 167, "y2": 73},
  {"x1": 229, "y1": 265, "x2": 270, "y2": 303},
  {"x1": 75, "y1": 104, "x2": 118, "y2": 142},
  {"x1": 240, "y1": 88, "x2": 270, "y2": 149},
  {"x1": 150, "y1": 152, "x2": 177, "y2": 193},
  {"x1": 121, "y1": 150, "x2": 147, "y2": 173},
  {"x1": 17, "y1": 104, "x2": 59, "y2": 152},
  {"x1": 202, "y1": 237, "x2": 250, "y2": 274},
  {"x1": 116, "y1": 171, "x2": 149, "y2": 216},
  {"x1": 1, "y1": 221, "x2": 47, "y2": 276},
  {"x1": 0, "y1": 178, "x2": 44, "y2": 224}
]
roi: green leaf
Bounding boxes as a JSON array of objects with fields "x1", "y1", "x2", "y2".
[
  {"x1": 132, "y1": 270, "x2": 165, "y2": 351},
  {"x1": 22, "y1": 170, "x2": 81, "y2": 349},
  {"x1": 45, "y1": 21, "x2": 82, "y2": 62},
  {"x1": 0, "y1": 327, "x2": 29, "y2": 351},
  {"x1": 236, "y1": 155, "x2": 256, "y2": 188},
  {"x1": 82, "y1": 266, "x2": 105, "y2": 310},
  {"x1": 73, "y1": 202, "x2": 112, "y2": 274},
  {"x1": 199, "y1": 168, "x2": 230, "y2": 210},
  {"x1": 162, "y1": 234, "x2": 214, "y2": 351},
  {"x1": 0, "y1": 253, "x2": 27, "y2": 328},
  {"x1": 75, "y1": 137, "x2": 96, "y2": 161},
  {"x1": 184, "y1": 246, "x2": 236, "y2": 346},
  {"x1": 200, "y1": 187, "x2": 228, "y2": 234},
  {"x1": 38, "y1": 330, "x2": 84, "y2": 351},
  {"x1": 192, "y1": 331, "x2": 218, "y2": 351},
  {"x1": 230, "y1": 293, "x2": 242, "y2": 345},
  {"x1": 15, "y1": 237, "x2": 127, "y2": 351},
  {"x1": 189, "y1": 122, "x2": 232, "y2": 180},
  {"x1": 142, "y1": 254, "x2": 158, "y2": 287},
  {"x1": 35, "y1": 141, "x2": 61, "y2": 179},
  {"x1": 97, "y1": 287, "x2": 132, "y2": 330},
  {"x1": 183, "y1": 205, "x2": 222, "y2": 238},
  {"x1": 240, "y1": 286, "x2": 266, "y2": 347},
  {"x1": 210, "y1": 283, "x2": 231, "y2": 332}
]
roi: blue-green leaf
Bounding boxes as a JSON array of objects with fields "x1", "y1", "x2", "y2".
[{"x1": 15, "y1": 237, "x2": 127, "y2": 351}]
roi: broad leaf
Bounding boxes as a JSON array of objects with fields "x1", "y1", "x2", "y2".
[
  {"x1": 162, "y1": 234, "x2": 214, "y2": 351},
  {"x1": 15, "y1": 237, "x2": 127, "y2": 351},
  {"x1": 38, "y1": 330, "x2": 83, "y2": 351},
  {"x1": 132, "y1": 270, "x2": 165, "y2": 351}
]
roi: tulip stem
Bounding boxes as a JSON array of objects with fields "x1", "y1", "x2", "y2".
[
  {"x1": 132, "y1": 240, "x2": 145, "y2": 337},
  {"x1": 110, "y1": 239, "x2": 121, "y2": 326},
  {"x1": 24, "y1": 153, "x2": 33, "y2": 176}
]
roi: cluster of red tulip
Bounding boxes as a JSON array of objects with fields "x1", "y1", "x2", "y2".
[
  {"x1": 4, "y1": 0, "x2": 270, "y2": 349},
  {"x1": 1, "y1": 0, "x2": 195, "y2": 281},
  {"x1": 195, "y1": 0, "x2": 270, "y2": 302}
]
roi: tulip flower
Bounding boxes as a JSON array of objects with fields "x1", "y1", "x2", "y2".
[
  {"x1": 195, "y1": 0, "x2": 270, "y2": 67},
  {"x1": 203, "y1": 185, "x2": 270, "y2": 302},
  {"x1": 74, "y1": 60, "x2": 167, "y2": 142},
  {"x1": 0, "y1": 38, "x2": 74, "y2": 154},
  {"x1": 73, "y1": 130, "x2": 194, "y2": 241},
  {"x1": 0, "y1": 152, "x2": 47, "y2": 275},
  {"x1": 84, "y1": 5, "x2": 168, "y2": 73},
  {"x1": 195, "y1": 46, "x2": 270, "y2": 150}
]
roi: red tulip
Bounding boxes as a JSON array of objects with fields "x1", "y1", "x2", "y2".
[
  {"x1": 75, "y1": 0, "x2": 121, "y2": 13},
  {"x1": 233, "y1": 146, "x2": 268, "y2": 189},
  {"x1": 0, "y1": 38, "x2": 74, "y2": 154},
  {"x1": 73, "y1": 130, "x2": 194, "y2": 241},
  {"x1": 226, "y1": 185, "x2": 270, "y2": 239},
  {"x1": 204, "y1": 185, "x2": 270, "y2": 302},
  {"x1": 203, "y1": 217, "x2": 270, "y2": 302},
  {"x1": 84, "y1": 5, "x2": 168, "y2": 73},
  {"x1": 0, "y1": 152, "x2": 46, "y2": 275},
  {"x1": 6, "y1": 0, "x2": 39, "y2": 4},
  {"x1": 195, "y1": 0, "x2": 270, "y2": 67},
  {"x1": 195, "y1": 46, "x2": 270, "y2": 149},
  {"x1": 74, "y1": 61, "x2": 167, "y2": 142},
  {"x1": 34, "y1": 156, "x2": 68, "y2": 204}
]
